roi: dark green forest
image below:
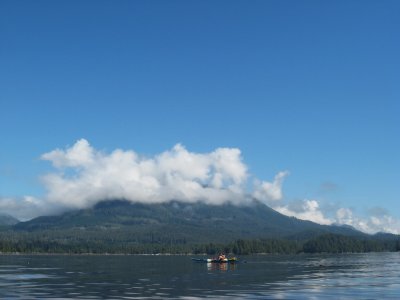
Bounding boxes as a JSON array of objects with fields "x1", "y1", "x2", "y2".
[
  {"x1": 1, "y1": 200, "x2": 399, "y2": 255},
  {"x1": 0, "y1": 229, "x2": 399, "y2": 254}
]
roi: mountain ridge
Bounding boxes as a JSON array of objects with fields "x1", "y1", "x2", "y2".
[
  {"x1": 0, "y1": 213, "x2": 19, "y2": 226},
  {"x1": 14, "y1": 199, "x2": 367, "y2": 243}
]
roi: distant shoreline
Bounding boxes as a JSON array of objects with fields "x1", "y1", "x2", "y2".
[{"x1": 0, "y1": 251, "x2": 397, "y2": 256}]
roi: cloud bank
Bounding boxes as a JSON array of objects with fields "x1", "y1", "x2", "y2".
[
  {"x1": 40, "y1": 139, "x2": 251, "y2": 208},
  {"x1": 1, "y1": 139, "x2": 399, "y2": 234}
]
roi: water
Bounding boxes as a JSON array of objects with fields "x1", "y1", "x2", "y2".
[{"x1": 0, "y1": 253, "x2": 399, "y2": 299}]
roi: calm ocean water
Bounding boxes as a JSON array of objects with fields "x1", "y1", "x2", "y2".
[{"x1": 0, "y1": 252, "x2": 399, "y2": 299}]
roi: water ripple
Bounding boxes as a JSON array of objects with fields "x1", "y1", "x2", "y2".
[{"x1": 0, "y1": 253, "x2": 399, "y2": 299}]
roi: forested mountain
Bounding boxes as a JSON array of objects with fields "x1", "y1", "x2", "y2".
[
  {"x1": 1, "y1": 200, "x2": 398, "y2": 254},
  {"x1": 14, "y1": 199, "x2": 365, "y2": 243},
  {"x1": 0, "y1": 214, "x2": 19, "y2": 226}
]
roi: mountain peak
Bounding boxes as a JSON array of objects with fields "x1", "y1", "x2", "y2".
[{"x1": 14, "y1": 199, "x2": 366, "y2": 242}]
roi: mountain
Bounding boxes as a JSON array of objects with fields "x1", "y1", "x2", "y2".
[
  {"x1": 14, "y1": 199, "x2": 366, "y2": 244},
  {"x1": 0, "y1": 214, "x2": 19, "y2": 226}
]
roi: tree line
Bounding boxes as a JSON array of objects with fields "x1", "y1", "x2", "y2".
[{"x1": 0, "y1": 230, "x2": 399, "y2": 254}]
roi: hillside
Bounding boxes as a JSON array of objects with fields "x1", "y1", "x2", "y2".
[
  {"x1": 0, "y1": 214, "x2": 19, "y2": 226},
  {"x1": 14, "y1": 199, "x2": 366, "y2": 243}
]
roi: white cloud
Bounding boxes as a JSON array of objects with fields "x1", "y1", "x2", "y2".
[
  {"x1": 41, "y1": 139, "x2": 95, "y2": 168},
  {"x1": 1, "y1": 138, "x2": 399, "y2": 234},
  {"x1": 0, "y1": 196, "x2": 57, "y2": 221},
  {"x1": 271, "y1": 199, "x2": 400, "y2": 234},
  {"x1": 336, "y1": 207, "x2": 354, "y2": 225},
  {"x1": 252, "y1": 171, "x2": 289, "y2": 204},
  {"x1": 274, "y1": 199, "x2": 333, "y2": 225},
  {"x1": 40, "y1": 139, "x2": 249, "y2": 209},
  {"x1": 335, "y1": 207, "x2": 400, "y2": 234}
]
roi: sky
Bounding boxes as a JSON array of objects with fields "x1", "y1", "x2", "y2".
[{"x1": 1, "y1": 1, "x2": 399, "y2": 233}]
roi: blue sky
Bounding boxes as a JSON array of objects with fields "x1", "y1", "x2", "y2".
[{"x1": 1, "y1": 1, "x2": 399, "y2": 231}]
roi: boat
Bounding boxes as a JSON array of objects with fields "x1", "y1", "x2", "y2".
[{"x1": 191, "y1": 257, "x2": 238, "y2": 263}]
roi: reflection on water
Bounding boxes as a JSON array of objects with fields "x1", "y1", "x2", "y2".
[
  {"x1": 206, "y1": 262, "x2": 237, "y2": 272},
  {"x1": 0, "y1": 253, "x2": 399, "y2": 299}
]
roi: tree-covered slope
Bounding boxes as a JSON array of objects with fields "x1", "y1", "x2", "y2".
[
  {"x1": 13, "y1": 199, "x2": 366, "y2": 243},
  {"x1": 0, "y1": 214, "x2": 19, "y2": 226}
]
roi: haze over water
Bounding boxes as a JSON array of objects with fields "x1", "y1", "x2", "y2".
[{"x1": 1, "y1": 253, "x2": 399, "y2": 299}]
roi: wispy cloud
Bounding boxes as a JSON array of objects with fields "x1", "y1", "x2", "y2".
[
  {"x1": 319, "y1": 181, "x2": 339, "y2": 193},
  {"x1": 252, "y1": 171, "x2": 289, "y2": 204},
  {"x1": 273, "y1": 199, "x2": 333, "y2": 225},
  {"x1": 0, "y1": 196, "x2": 53, "y2": 220},
  {"x1": 1, "y1": 139, "x2": 399, "y2": 234},
  {"x1": 335, "y1": 207, "x2": 400, "y2": 234}
]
